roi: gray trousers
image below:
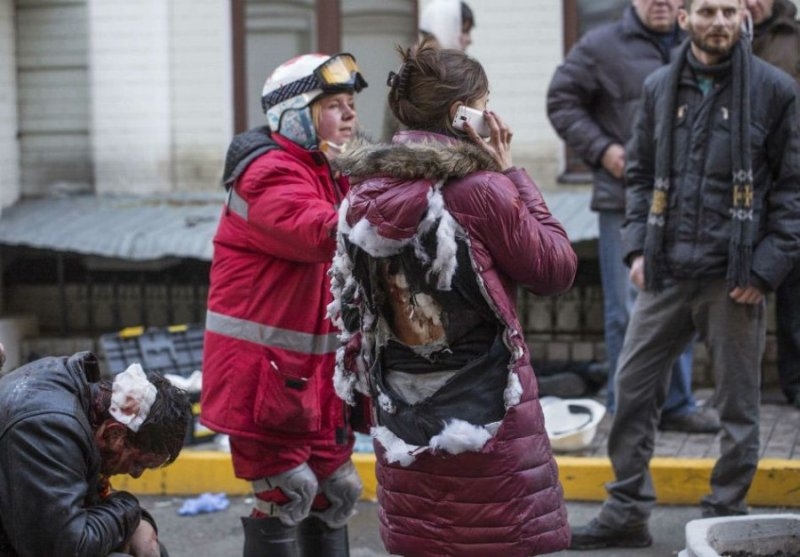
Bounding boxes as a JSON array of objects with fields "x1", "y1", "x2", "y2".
[{"x1": 598, "y1": 276, "x2": 765, "y2": 527}]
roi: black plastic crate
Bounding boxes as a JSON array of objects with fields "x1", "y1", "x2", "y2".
[
  {"x1": 100, "y1": 324, "x2": 204, "y2": 378},
  {"x1": 98, "y1": 324, "x2": 214, "y2": 445}
]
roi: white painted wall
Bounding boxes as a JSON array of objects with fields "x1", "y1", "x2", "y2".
[
  {"x1": 89, "y1": 0, "x2": 233, "y2": 194},
  {"x1": 170, "y1": 0, "x2": 233, "y2": 192},
  {"x1": 88, "y1": 0, "x2": 172, "y2": 194},
  {"x1": 20, "y1": 0, "x2": 800, "y2": 199},
  {"x1": 16, "y1": 0, "x2": 92, "y2": 197},
  {"x1": 0, "y1": 0, "x2": 19, "y2": 211},
  {"x1": 462, "y1": 0, "x2": 565, "y2": 185}
]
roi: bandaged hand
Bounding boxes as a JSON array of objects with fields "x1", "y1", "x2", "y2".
[
  {"x1": 264, "y1": 462, "x2": 318, "y2": 526},
  {"x1": 314, "y1": 460, "x2": 363, "y2": 529}
]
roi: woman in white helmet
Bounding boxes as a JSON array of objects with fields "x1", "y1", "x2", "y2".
[{"x1": 201, "y1": 53, "x2": 367, "y2": 557}]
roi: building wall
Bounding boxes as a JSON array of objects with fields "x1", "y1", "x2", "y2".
[
  {"x1": 88, "y1": 0, "x2": 173, "y2": 194},
  {"x1": 170, "y1": 0, "x2": 233, "y2": 192},
  {"x1": 243, "y1": 0, "x2": 315, "y2": 130},
  {"x1": 88, "y1": 0, "x2": 232, "y2": 194},
  {"x1": 446, "y1": 0, "x2": 565, "y2": 185},
  {"x1": 0, "y1": 0, "x2": 19, "y2": 211},
  {"x1": 16, "y1": 0, "x2": 800, "y2": 197},
  {"x1": 342, "y1": 0, "x2": 417, "y2": 140},
  {"x1": 16, "y1": 0, "x2": 92, "y2": 197}
]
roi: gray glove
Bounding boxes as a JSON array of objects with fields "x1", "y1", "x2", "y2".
[
  {"x1": 313, "y1": 460, "x2": 363, "y2": 529},
  {"x1": 263, "y1": 462, "x2": 318, "y2": 526}
]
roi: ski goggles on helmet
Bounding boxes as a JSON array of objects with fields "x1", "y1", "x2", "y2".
[{"x1": 261, "y1": 53, "x2": 368, "y2": 111}]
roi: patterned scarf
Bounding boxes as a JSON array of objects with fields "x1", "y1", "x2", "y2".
[{"x1": 644, "y1": 38, "x2": 754, "y2": 291}]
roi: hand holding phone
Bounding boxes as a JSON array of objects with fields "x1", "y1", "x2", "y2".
[{"x1": 452, "y1": 105, "x2": 490, "y2": 138}]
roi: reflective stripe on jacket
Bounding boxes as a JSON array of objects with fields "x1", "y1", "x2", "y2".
[{"x1": 201, "y1": 133, "x2": 350, "y2": 473}]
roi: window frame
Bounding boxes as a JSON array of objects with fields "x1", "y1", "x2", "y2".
[{"x1": 559, "y1": 0, "x2": 592, "y2": 182}]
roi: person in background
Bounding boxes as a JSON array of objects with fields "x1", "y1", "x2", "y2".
[
  {"x1": 382, "y1": 0, "x2": 475, "y2": 141},
  {"x1": 747, "y1": 0, "x2": 800, "y2": 410},
  {"x1": 329, "y1": 43, "x2": 576, "y2": 556},
  {"x1": 0, "y1": 352, "x2": 191, "y2": 557},
  {"x1": 201, "y1": 53, "x2": 368, "y2": 557},
  {"x1": 546, "y1": 0, "x2": 721, "y2": 434},
  {"x1": 418, "y1": 0, "x2": 475, "y2": 50},
  {"x1": 569, "y1": 0, "x2": 800, "y2": 549}
]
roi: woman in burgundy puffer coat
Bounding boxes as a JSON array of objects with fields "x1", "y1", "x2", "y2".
[{"x1": 328, "y1": 43, "x2": 577, "y2": 557}]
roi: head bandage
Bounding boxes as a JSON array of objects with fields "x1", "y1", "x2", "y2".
[{"x1": 109, "y1": 363, "x2": 157, "y2": 432}]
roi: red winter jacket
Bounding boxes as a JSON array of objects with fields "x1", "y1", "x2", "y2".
[
  {"x1": 329, "y1": 131, "x2": 577, "y2": 556},
  {"x1": 201, "y1": 133, "x2": 351, "y2": 477}
]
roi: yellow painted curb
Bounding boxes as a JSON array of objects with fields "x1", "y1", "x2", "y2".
[
  {"x1": 352, "y1": 453, "x2": 378, "y2": 501},
  {"x1": 557, "y1": 456, "x2": 800, "y2": 507},
  {"x1": 116, "y1": 451, "x2": 800, "y2": 508},
  {"x1": 113, "y1": 451, "x2": 378, "y2": 500},
  {"x1": 114, "y1": 451, "x2": 250, "y2": 495}
]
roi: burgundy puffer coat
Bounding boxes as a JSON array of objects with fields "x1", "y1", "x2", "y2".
[{"x1": 329, "y1": 131, "x2": 577, "y2": 556}]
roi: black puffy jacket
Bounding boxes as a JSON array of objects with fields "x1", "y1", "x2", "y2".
[
  {"x1": 546, "y1": 6, "x2": 684, "y2": 211},
  {"x1": 0, "y1": 353, "x2": 143, "y2": 557},
  {"x1": 623, "y1": 47, "x2": 800, "y2": 290}
]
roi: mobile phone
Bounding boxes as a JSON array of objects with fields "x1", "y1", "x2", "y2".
[{"x1": 451, "y1": 105, "x2": 490, "y2": 138}]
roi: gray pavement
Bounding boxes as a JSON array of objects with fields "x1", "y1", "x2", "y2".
[
  {"x1": 144, "y1": 388, "x2": 799, "y2": 555},
  {"x1": 568, "y1": 388, "x2": 800, "y2": 459},
  {"x1": 144, "y1": 495, "x2": 792, "y2": 557}
]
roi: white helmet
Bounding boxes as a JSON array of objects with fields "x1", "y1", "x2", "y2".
[{"x1": 261, "y1": 53, "x2": 367, "y2": 149}]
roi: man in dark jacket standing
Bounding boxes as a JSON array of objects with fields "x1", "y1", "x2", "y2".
[
  {"x1": 0, "y1": 352, "x2": 191, "y2": 557},
  {"x1": 547, "y1": 0, "x2": 719, "y2": 433},
  {"x1": 570, "y1": 0, "x2": 800, "y2": 549},
  {"x1": 748, "y1": 0, "x2": 800, "y2": 409}
]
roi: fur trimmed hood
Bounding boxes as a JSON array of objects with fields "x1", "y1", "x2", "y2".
[{"x1": 332, "y1": 130, "x2": 501, "y2": 182}]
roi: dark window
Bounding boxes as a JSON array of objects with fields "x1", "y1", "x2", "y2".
[{"x1": 559, "y1": 0, "x2": 628, "y2": 181}]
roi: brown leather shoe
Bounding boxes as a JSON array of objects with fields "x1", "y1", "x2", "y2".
[{"x1": 659, "y1": 408, "x2": 721, "y2": 434}]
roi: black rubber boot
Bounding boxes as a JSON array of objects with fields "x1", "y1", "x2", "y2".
[
  {"x1": 298, "y1": 516, "x2": 350, "y2": 557},
  {"x1": 241, "y1": 516, "x2": 300, "y2": 557}
]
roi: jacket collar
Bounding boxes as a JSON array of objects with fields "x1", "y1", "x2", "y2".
[
  {"x1": 333, "y1": 133, "x2": 500, "y2": 182},
  {"x1": 621, "y1": 5, "x2": 684, "y2": 44},
  {"x1": 393, "y1": 130, "x2": 460, "y2": 147},
  {"x1": 272, "y1": 133, "x2": 329, "y2": 169}
]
